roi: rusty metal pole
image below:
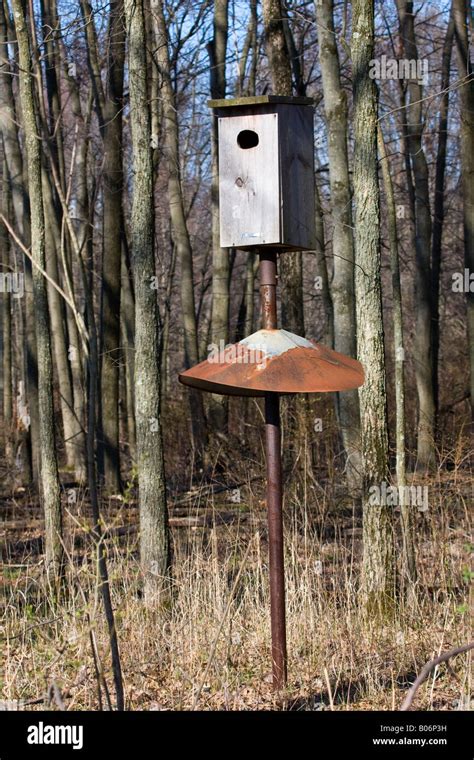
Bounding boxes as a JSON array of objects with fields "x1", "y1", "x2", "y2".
[{"x1": 260, "y1": 250, "x2": 287, "y2": 690}]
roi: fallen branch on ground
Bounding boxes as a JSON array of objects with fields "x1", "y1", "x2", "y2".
[{"x1": 400, "y1": 641, "x2": 474, "y2": 711}]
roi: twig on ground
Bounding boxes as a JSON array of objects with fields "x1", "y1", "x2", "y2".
[{"x1": 400, "y1": 641, "x2": 474, "y2": 711}]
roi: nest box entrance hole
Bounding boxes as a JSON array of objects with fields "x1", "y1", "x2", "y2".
[{"x1": 237, "y1": 129, "x2": 259, "y2": 149}]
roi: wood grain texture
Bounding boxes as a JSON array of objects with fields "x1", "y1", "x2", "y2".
[
  {"x1": 219, "y1": 111, "x2": 280, "y2": 247},
  {"x1": 218, "y1": 104, "x2": 315, "y2": 251},
  {"x1": 278, "y1": 105, "x2": 315, "y2": 250}
]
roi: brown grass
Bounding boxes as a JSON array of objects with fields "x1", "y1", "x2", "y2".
[{"x1": 0, "y1": 428, "x2": 472, "y2": 712}]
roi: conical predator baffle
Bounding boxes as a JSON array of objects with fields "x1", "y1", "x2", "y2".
[{"x1": 178, "y1": 328, "x2": 364, "y2": 397}]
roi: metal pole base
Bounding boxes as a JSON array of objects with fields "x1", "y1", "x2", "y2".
[
  {"x1": 259, "y1": 250, "x2": 287, "y2": 690},
  {"x1": 264, "y1": 394, "x2": 287, "y2": 690}
]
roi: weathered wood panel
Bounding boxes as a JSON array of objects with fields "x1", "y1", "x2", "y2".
[
  {"x1": 278, "y1": 104, "x2": 316, "y2": 251},
  {"x1": 218, "y1": 112, "x2": 280, "y2": 247}
]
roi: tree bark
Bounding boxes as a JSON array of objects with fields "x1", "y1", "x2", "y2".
[
  {"x1": 262, "y1": 0, "x2": 304, "y2": 336},
  {"x1": 41, "y1": 166, "x2": 84, "y2": 479},
  {"x1": 431, "y1": 12, "x2": 454, "y2": 422},
  {"x1": 152, "y1": 0, "x2": 206, "y2": 457},
  {"x1": 0, "y1": 0, "x2": 36, "y2": 483},
  {"x1": 121, "y1": 242, "x2": 136, "y2": 460},
  {"x1": 39, "y1": 0, "x2": 86, "y2": 481},
  {"x1": 237, "y1": 0, "x2": 257, "y2": 96},
  {"x1": 453, "y1": 0, "x2": 474, "y2": 423},
  {"x1": 0, "y1": 2, "x2": 29, "y2": 239},
  {"x1": 378, "y1": 125, "x2": 416, "y2": 590},
  {"x1": 352, "y1": 0, "x2": 394, "y2": 618},
  {"x1": 1, "y1": 162, "x2": 13, "y2": 462},
  {"x1": 282, "y1": 3, "x2": 305, "y2": 96},
  {"x1": 80, "y1": 0, "x2": 125, "y2": 491},
  {"x1": 12, "y1": 0, "x2": 63, "y2": 583},
  {"x1": 315, "y1": 0, "x2": 362, "y2": 489},
  {"x1": 314, "y1": 179, "x2": 334, "y2": 350},
  {"x1": 208, "y1": 0, "x2": 229, "y2": 432},
  {"x1": 397, "y1": 0, "x2": 435, "y2": 469},
  {"x1": 125, "y1": 0, "x2": 170, "y2": 603},
  {"x1": 62, "y1": 56, "x2": 91, "y2": 484},
  {"x1": 160, "y1": 240, "x2": 177, "y2": 398},
  {"x1": 100, "y1": 0, "x2": 125, "y2": 492},
  {"x1": 40, "y1": 0, "x2": 64, "y2": 180}
]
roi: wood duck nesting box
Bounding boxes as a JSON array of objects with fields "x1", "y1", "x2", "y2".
[{"x1": 209, "y1": 96, "x2": 316, "y2": 252}]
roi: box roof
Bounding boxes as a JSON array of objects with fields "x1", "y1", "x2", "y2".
[{"x1": 208, "y1": 95, "x2": 314, "y2": 109}]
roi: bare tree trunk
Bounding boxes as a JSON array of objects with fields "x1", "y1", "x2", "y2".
[
  {"x1": 40, "y1": 0, "x2": 65, "y2": 185},
  {"x1": 152, "y1": 0, "x2": 206, "y2": 457},
  {"x1": 235, "y1": 252, "x2": 258, "y2": 343},
  {"x1": 207, "y1": 0, "x2": 229, "y2": 432},
  {"x1": 0, "y1": 0, "x2": 36, "y2": 483},
  {"x1": 397, "y1": 0, "x2": 435, "y2": 470},
  {"x1": 86, "y1": 316, "x2": 125, "y2": 710},
  {"x1": 239, "y1": 12, "x2": 258, "y2": 342},
  {"x1": 49, "y1": 107, "x2": 125, "y2": 707},
  {"x1": 65, "y1": 308, "x2": 87, "y2": 483},
  {"x1": 80, "y1": 0, "x2": 125, "y2": 491},
  {"x1": 453, "y1": 0, "x2": 474, "y2": 422},
  {"x1": 315, "y1": 0, "x2": 361, "y2": 489},
  {"x1": 121, "y1": 243, "x2": 136, "y2": 460},
  {"x1": 126, "y1": 0, "x2": 170, "y2": 604},
  {"x1": 261, "y1": 0, "x2": 306, "y2": 473},
  {"x1": 41, "y1": 168, "x2": 81, "y2": 477},
  {"x1": 0, "y1": 3, "x2": 28, "y2": 239},
  {"x1": 12, "y1": 0, "x2": 63, "y2": 583},
  {"x1": 282, "y1": 4, "x2": 305, "y2": 96},
  {"x1": 262, "y1": 0, "x2": 292, "y2": 93},
  {"x1": 237, "y1": 0, "x2": 257, "y2": 96},
  {"x1": 314, "y1": 179, "x2": 334, "y2": 350},
  {"x1": 352, "y1": 0, "x2": 394, "y2": 618},
  {"x1": 160, "y1": 240, "x2": 177, "y2": 398},
  {"x1": 100, "y1": 0, "x2": 125, "y2": 492},
  {"x1": 431, "y1": 12, "x2": 454, "y2": 423},
  {"x1": 378, "y1": 125, "x2": 416, "y2": 590},
  {"x1": 62, "y1": 61, "x2": 91, "y2": 484},
  {"x1": 1, "y1": 163, "x2": 13, "y2": 462},
  {"x1": 262, "y1": 0, "x2": 304, "y2": 336},
  {"x1": 80, "y1": 222, "x2": 124, "y2": 710},
  {"x1": 39, "y1": 0, "x2": 86, "y2": 481},
  {"x1": 146, "y1": 3, "x2": 162, "y2": 172}
]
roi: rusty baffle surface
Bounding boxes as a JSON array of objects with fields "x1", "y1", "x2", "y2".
[
  {"x1": 178, "y1": 329, "x2": 364, "y2": 397},
  {"x1": 178, "y1": 244, "x2": 364, "y2": 398}
]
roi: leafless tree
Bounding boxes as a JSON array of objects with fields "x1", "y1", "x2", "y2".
[
  {"x1": 352, "y1": 0, "x2": 394, "y2": 617},
  {"x1": 126, "y1": 0, "x2": 170, "y2": 603},
  {"x1": 11, "y1": 0, "x2": 63, "y2": 584}
]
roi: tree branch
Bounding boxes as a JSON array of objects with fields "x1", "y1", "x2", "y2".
[{"x1": 400, "y1": 641, "x2": 474, "y2": 711}]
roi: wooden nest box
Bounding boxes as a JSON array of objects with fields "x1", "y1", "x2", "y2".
[{"x1": 209, "y1": 96, "x2": 316, "y2": 252}]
